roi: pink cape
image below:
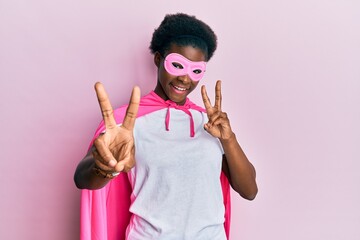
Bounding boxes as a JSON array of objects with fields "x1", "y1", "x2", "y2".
[{"x1": 80, "y1": 91, "x2": 231, "y2": 239}]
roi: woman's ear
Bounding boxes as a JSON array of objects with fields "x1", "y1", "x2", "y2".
[{"x1": 154, "y1": 52, "x2": 161, "y2": 68}]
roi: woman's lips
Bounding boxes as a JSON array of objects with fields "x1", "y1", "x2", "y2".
[{"x1": 170, "y1": 83, "x2": 188, "y2": 94}]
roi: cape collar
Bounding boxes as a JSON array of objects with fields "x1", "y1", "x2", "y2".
[{"x1": 141, "y1": 91, "x2": 206, "y2": 137}]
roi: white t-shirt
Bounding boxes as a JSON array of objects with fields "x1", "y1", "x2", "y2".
[{"x1": 126, "y1": 108, "x2": 226, "y2": 240}]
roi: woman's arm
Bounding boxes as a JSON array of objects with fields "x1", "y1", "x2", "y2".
[
  {"x1": 201, "y1": 80, "x2": 258, "y2": 200},
  {"x1": 221, "y1": 135, "x2": 257, "y2": 200}
]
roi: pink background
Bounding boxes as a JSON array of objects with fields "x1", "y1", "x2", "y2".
[{"x1": 1, "y1": 1, "x2": 359, "y2": 239}]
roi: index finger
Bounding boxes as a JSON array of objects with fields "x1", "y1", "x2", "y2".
[
  {"x1": 214, "y1": 80, "x2": 222, "y2": 111},
  {"x1": 201, "y1": 85, "x2": 212, "y2": 113},
  {"x1": 95, "y1": 82, "x2": 117, "y2": 130},
  {"x1": 122, "y1": 86, "x2": 141, "y2": 130}
]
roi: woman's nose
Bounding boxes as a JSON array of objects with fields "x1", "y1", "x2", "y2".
[{"x1": 177, "y1": 74, "x2": 191, "y2": 83}]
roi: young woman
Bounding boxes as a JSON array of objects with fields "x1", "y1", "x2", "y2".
[{"x1": 74, "y1": 13, "x2": 257, "y2": 240}]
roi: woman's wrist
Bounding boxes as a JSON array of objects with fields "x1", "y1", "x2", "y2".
[
  {"x1": 220, "y1": 132, "x2": 236, "y2": 144},
  {"x1": 92, "y1": 165, "x2": 120, "y2": 179}
]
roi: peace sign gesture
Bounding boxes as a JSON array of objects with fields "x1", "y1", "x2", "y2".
[
  {"x1": 92, "y1": 82, "x2": 140, "y2": 173},
  {"x1": 201, "y1": 80, "x2": 234, "y2": 140}
]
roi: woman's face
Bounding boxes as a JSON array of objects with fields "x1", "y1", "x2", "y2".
[{"x1": 154, "y1": 44, "x2": 207, "y2": 105}]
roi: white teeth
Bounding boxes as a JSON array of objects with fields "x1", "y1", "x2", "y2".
[{"x1": 173, "y1": 85, "x2": 187, "y2": 91}]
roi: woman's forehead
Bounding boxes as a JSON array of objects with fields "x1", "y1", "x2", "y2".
[
  {"x1": 165, "y1": 53, "x2": 206, "y2": 66},
  {"x1": 166, "y1": 44, "x2": 207, "y2": 62}
]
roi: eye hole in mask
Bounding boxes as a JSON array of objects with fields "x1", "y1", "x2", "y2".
[
  {"x1": 171, "y1": 62, "x2": 184, "y2": 69},
  {"x1": 164, "y1": 53, "x2": 206, "y2": 81}
]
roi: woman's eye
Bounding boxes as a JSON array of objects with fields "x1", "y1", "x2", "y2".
[
  {"x1": 193, "y1": 69, "x2": 202, "y2": 74},
  {"x1": 172, "y1": 62, "x2": 183, "y2": 69}
]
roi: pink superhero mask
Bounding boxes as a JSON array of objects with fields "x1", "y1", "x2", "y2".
[{"x1": 164, "y1": 53, "x2": 207, "y2": 81}]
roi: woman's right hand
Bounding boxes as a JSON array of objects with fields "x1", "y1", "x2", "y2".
[{"x1": 92, "y1": 82, "x2": 141, "y2": 174}]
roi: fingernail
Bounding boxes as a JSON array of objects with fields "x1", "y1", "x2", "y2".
[
  {"x1": 117, "y1": 165, "x2": 125, "y2": 172},
  {"x1": 109, "y1": 160, "x2": 117, "y2": 167}
]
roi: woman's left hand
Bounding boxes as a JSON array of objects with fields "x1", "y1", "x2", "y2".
[{"x1": 201, "y1": 80, "x2": 234, "y2": 140}]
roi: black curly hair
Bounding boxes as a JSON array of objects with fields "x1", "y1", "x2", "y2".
[{"x1": 149, "y1": 13, "x2": 217, "y2": 61}]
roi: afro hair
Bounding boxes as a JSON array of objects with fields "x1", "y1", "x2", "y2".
[{"x1": 149, "y1": 13, "x2": 217, "y2": 61}]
